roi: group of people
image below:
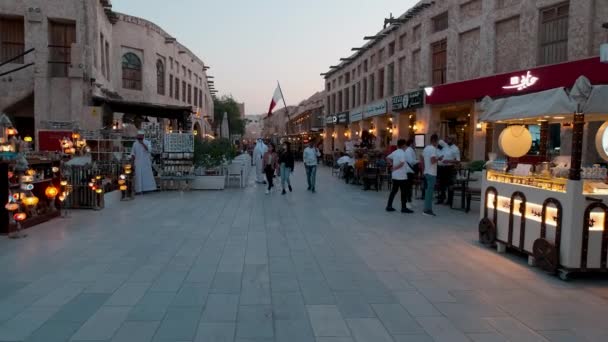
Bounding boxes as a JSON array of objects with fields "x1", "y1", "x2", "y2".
[
  {"x1": 333, "y1": 134, "x2": 460, "y2": 217},
  {"x1": 386, "y1": 134, "x2": 460, "y2": 216},
  {"x1": 253, "y1": 139, "x2": 321, "y2": 195}
]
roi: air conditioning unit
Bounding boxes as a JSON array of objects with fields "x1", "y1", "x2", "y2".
[{"x1": 601, "y1": 44, "x2": 608, "y2": 64}]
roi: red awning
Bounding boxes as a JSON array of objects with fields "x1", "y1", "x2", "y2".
[{"x1": 426, "y1": 57, "x2": 608, "y2": 105}]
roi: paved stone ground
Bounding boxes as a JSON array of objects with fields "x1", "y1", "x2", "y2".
[{"x1": 0, "y1": 165, "x2": 607, "y2": 342}]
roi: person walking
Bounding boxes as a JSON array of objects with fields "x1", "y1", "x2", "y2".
[
  {"x1": 436, "y1": 135, "x2": 461, "y2": 205},
  {"x1": 303, "y1": 140, "x2": 320, "y2": 193},
  {"x1": 386, "y1": 139, "x2": 414, "y2": 213},
  {"x1": 278, "y1": 141, "x2": 294, "y2": 195},
  {"x1": 263, "y1": 143, "x2": 278, "y2": 194},
  {"x1": 422, "y1": 134, "x2": 443, "y2": 216},
  {"x1": 253, "y1": 139, "x2": 268, "y2": 184}
]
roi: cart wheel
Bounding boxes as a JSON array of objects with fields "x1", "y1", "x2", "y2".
[
  {"x1": 558, "y1": 269, "x2": 570, "y2": 281},
  {"x1": 478, "y1": 218, "x2": 496, "y2": 246},
  {"x1": 533, "y1": 238, "x2": 558, "y2": 274}
]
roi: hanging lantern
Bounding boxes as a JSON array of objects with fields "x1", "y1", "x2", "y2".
[
  {"x1": 119, "y1": 174, "x2": 126, "y2": 180},
  {"x1": 45, "y1": 185, "x2": 59, "y2": 199},
  {"x1": 125, "y1": 169, "x2": 132, "y2": 175},
  {"x1": 119, "y1": 185, "x2": 128, "y2": 191},
  {"x1": 51, "y1": 166, "x2": 59, "y2": 173},
  {"x1": 13, "y1": 212, "x2": 27, "y2": 221},
  {"x1": 5, "y1": 202, "x2": 19, "y2": 211},
  {"x1": 58, "y1": 194, "x2": 66, "y2": 202},
  {"x1": 26, "y1": 169, "x2": 36, "y2": 176},
  {"x1": 95, "y1": 188, "x2": 103, "y2": 194},
  {"x1": 95, "y1": 175, "x2": 102, "y2": 180},
  {"x1": 22, "y1": 195, "x2": 39, "y2": 207},
  {"x1": 6, "y1": 127, "x2": 17, "y2": 136},
  {"x1": 23, "y1": 136, "x2": 33, "y2": 143},
  {"x1": 88, "y1": 182, "x2": 94, "y2": 188},
  {"x1": 21, "y1": 175, "x2": 34, "y2": 183},
  {"x1": 60, "y1": 180, "x2": 68, "y2": 186},
  {"x1": 71, "y1": 133, "x2": 80, "y2": 140},
  {"x1": 118, "y1": 179, "x2": 126, "y2": 185}
]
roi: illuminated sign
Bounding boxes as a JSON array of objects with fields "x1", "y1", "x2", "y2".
[{"x1": 503, "y1": 71, "x2": 539, "y2": 91}]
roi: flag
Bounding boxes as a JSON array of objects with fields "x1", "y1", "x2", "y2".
[{"x1": 267, "y1": 84, "x2": 283, "y2": 116}]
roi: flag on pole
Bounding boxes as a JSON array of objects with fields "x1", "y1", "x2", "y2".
[{"x1": 267, "y1": 84, "x2": 283, "y2": 116}]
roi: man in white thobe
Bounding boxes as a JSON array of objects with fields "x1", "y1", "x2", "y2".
[
  {"x1": 131, "y1": 131, "x2": 157, "y2": 194},
  {"x1": 253, "y1": 139, "x2": 268, "y2": 184}
]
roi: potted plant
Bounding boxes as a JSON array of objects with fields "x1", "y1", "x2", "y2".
[{"x1": 192, "y1": 138, "x2": 236, "y2": 190}]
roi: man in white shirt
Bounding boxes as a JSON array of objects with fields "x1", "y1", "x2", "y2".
[
  {"x1": 423, "y1": 134, "x2": 443, "y2": 216},
  {"x1": 303, "y1": 141, "x2": 321, "y2": 193},
  {"x1": 404, "y1": 138, "x2": 419, "y2": 203},
  {"x1": 386, "y1": 139, "x2": 414, "y2": 213},
  {"x1": 436, "y1": 135, "x2": 461, "y2": 204}
]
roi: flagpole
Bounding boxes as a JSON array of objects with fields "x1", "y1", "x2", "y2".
[{"x1": 277, "y1": 81, "x2": 290, "y2": 135}]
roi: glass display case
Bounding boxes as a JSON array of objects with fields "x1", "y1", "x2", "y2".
[{"x1": 486, "y1": 170, "x2": 567, "y2": 193}]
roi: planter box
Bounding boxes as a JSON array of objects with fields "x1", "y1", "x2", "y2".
[{"x1": 192, "y1": 175, "x2": 226, "y2": 190}]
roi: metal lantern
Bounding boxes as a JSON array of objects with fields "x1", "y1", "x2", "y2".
[
  {"x1": 5, "y1": 202, "x2": 19, "y2": 211},
  {"x1": 45, "y1": 185, "x2": 58, "y2": 199},
  {"x1": 13, "y1": 212, "x2": 27, "y2": 221},
  {"x1": 22, "y1": 195, "x2": 39, "y2": 207}
]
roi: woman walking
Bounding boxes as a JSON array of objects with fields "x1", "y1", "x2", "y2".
[
  {"x1": 263, "y1": 143, "x2": 279, "y2": 194},
  {"x1": 279, "y1": 141, "x2": 295, "y2": 195}
]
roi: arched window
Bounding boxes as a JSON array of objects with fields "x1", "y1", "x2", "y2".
[
  {"x1": 122, "y1": 52, "x2": 142, "y2": 90},
  {"x1": 156, "y1": 59, "x2": 165, "y2": 95}
]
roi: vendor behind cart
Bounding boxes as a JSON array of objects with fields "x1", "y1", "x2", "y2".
[{"x1": 436, "y1": 135, "x2": 461, "y2": 204}]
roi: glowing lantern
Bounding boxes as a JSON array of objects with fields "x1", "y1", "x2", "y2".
[
  {"x1": 60, "y1": 180, "x2": 68, "y2": 186},
  {"x1": 13, "y1": 212, "x2": 27, "y2": 221},
  {"x1": 118, "y1": 179, "x2": 126, "y2": 185},
  {"x1": 95, "y1": 188, "x2": 103, "y2": 194},
  {"x1": 119, "y1": 174, "x2": 126, "y2": 180},
  {"x1": 125, "y1": 169, "x2": 132, "y2": 175},
  {"x1": 69, "y1": 148, "x2": 76, "y2": 154},
  {"x1": 51, "y1": 166, "x2": 59, "y2": 173},
  {"x1": 88, "y1": 182, "x2": 94, "y2": 188},
  {"x1": 6, "y1": 127, "x2": 17, "y2": 136},
  {"x1": 26, "y1": 169, "x2": 36, "y2": 176},
  {"x1": 58, "y1": 194, "x2": 66, "y2": 202},
  {"x1": 72, "y1": 133, "x2": 80, "y2": 140},
  {"x1": 24, "y1": 136, "x2": 33, "y2": 142},
  {"x1": 5, "y1": 203, "x2": 19, "y2": 211},
  {"x1": 119, "y1": 185, "x2": 128, "y2": 191},
  {"x1": 8, "y1": 171, "x2": 13, "y2": 179},
  {"x1": 76, "y1": 139, "x2": 86, "y2": 148},
  {"x1": 11, "y1": 193, "x2": 19, "y2": 201},
  {"x1": 95, "y1": 175, "x2": 102, "y2": 180},
  {"x1": 45, "y1": 185, "x2": 59, "y2": 199},
  {"x1": 22, "y1": 195, "x2": 39, "y2": 207},
  {"x1": 21, "y1": 175, "x2": 34, "y2": 183}
]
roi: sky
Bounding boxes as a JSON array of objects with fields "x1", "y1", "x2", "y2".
[{"x1": 113, "y1": 0, "x2": 418, "y2": 115}]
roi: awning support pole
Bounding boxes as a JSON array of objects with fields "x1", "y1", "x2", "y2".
[{"x1": 569, "y1": 110, "x2": 584, "y2": 180}]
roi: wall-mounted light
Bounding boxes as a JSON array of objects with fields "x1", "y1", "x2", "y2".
[
  {"x1": 424, "y1": 87, "x2": 434, "y2": 96},
  {"x1": 476, "y1": 121, "x2": 483, "y2": 131}
]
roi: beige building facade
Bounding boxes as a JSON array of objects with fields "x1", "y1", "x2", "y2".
[
  {"x1": 0, "y1": 0, "x2": 214, "y2": 149},
  {"x1": 323, "y1": 0, "x2": 608, "y2": 160}
]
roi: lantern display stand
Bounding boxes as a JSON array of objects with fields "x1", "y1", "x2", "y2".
[
  {"x1": 119, "y1": 163, "x2": 135, "y2": 201},
  {"x1": 478, "y1": 78, "x2": 608, "y2": 280}
]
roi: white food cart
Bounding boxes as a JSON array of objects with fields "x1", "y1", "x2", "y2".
[{"x1": 478, "y1": 77, "x2": 608, "y2": 280}]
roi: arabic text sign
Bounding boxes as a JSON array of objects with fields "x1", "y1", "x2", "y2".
[
  {"x1": 364, "y1": 101, "x2": 388, "y2": 118},
  {"x1": 503, "y1": 71, "x2": 539, "y2": 91},
  {"x1": 350, "y1": 108, "x2": 364, "y2": 122}
]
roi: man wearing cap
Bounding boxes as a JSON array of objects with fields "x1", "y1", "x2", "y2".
[{"x1": 131, "y1": 131, "x2": 157, "y2": 194}]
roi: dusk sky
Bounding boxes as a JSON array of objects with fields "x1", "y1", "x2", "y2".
[{"x1": 113, "y1": 0, "x2": 418, "y2": 115}]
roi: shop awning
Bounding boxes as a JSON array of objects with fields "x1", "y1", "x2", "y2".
[
  {"x1": 92, "y1": 96, "x2": 193, "y2": 120},
  {"x1": 480, "y1": 88, "x2": 576, "y2": 122},
  {"x1": 583, "y1": 85, "x2": 608, "y2": 115}
]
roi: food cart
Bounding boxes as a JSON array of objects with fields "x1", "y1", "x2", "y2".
[{"x1": 478, "y1": 77, "x2": 608, "y2": 280}]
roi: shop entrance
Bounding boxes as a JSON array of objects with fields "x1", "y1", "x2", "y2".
[{"x1": 439, "y1": 105, "x2": 472, "y2": 160}]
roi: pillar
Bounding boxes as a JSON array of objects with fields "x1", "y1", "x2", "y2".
[
  {"x1": 372, "y1": 116, "x2": 388, "y2": 150},
  {"x1": 569, "y1": 113, "x2": 584, "y2": 180},
  {"x1": 539, "y1": 121, "x2": 549, "y2": 160},
  {"x1": 334, "y1": 125, "x2": 346, "y2": 152},
  {"x1": 323, "y1": 126, "x2": 333, "y2": 153}
]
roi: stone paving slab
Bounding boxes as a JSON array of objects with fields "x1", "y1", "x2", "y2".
[{"x1": 0, "y1": 165, "x2": 607, "y2": 341}]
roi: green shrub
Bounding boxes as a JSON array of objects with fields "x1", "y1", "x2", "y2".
[
  {"x1": 468, "y1": 160, "x2": 486, "y2": 172},
  {"x1": 194, "y1": 138, "x2": 237, "y2": 169}
]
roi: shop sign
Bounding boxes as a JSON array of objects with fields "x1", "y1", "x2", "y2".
[
  {"x1": 325, "y1": 115, "x2": 337, "y2": 125},
  {"x1": 364, "y1": 100, "x2": 387, "y2": 118},
  {"x1": 337, "y1": 111, "x2": 349, "y2": 125},
  {"x1": 502, "y1": 71, "x2": 539, "y2": 91},
  {"x1": 350, "y1": 108, "x2": 364, "y2": 122},
  {"x1": 392, "y1": 90, "x2": 424, "y2": 111}
]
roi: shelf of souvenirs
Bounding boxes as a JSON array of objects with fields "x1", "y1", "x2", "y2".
[{"x1": 486, "y1": 170, "x2": 567, "y2": 193}]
